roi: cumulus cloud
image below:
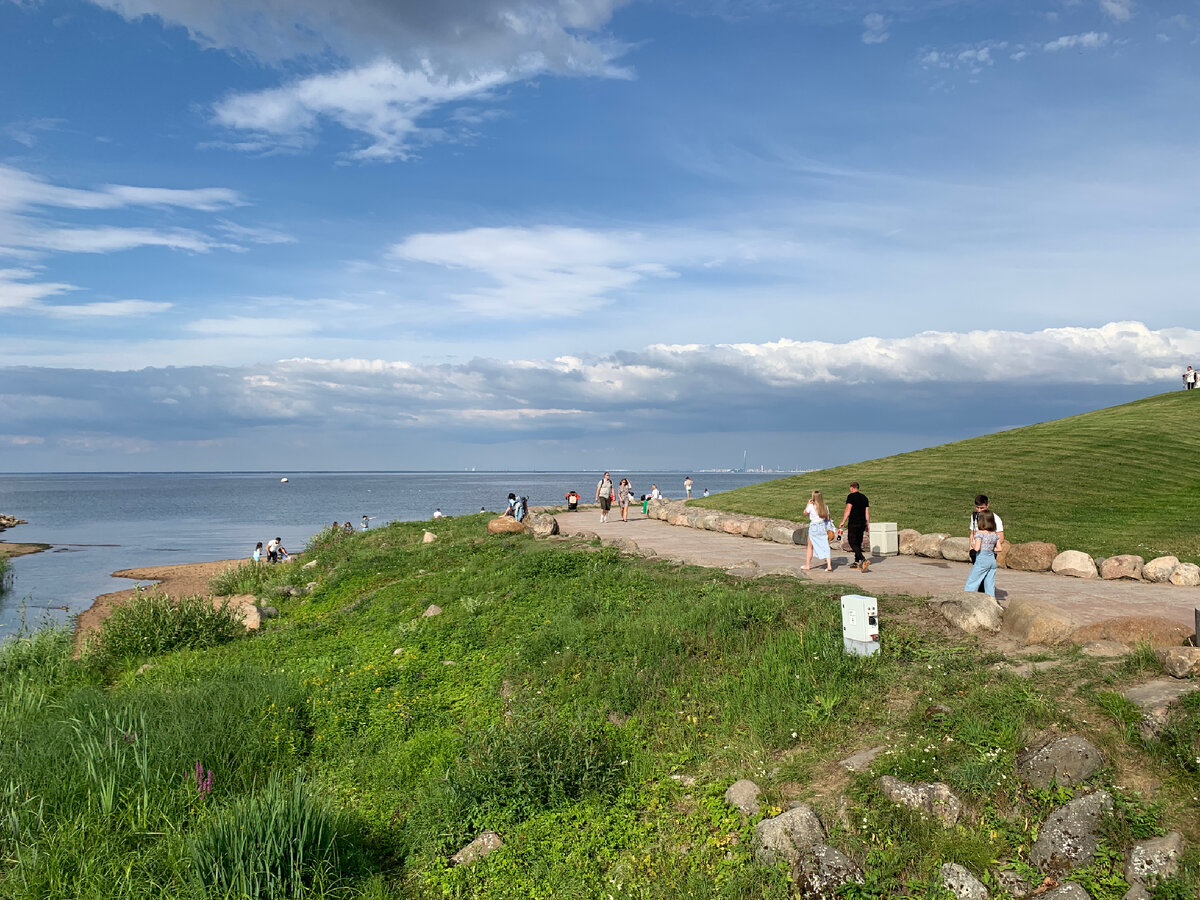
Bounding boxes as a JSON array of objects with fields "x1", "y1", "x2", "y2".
[
  {"x1": 390, "y1": 225, "x2": 678, "y2": 317},
  {"x1": 861, "y1": 12, "x2": 888, "y2": 44},
  {"x1": 1098, "y1": 0, "x2": 1133, "y2": 22},
  {"x1": 1044, "y1": 31, "x2": 1110, "y2": 51},
  {"x1": 87, "y1": 0, "x2": 633, "y2": 159},
  {"x1": 1, "y1": 322, "x2": 1194, "y2": 462}
]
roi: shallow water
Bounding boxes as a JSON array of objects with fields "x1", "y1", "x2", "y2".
[{"x1": 0, "y1": 470, "x2": 786, "y2": 638}]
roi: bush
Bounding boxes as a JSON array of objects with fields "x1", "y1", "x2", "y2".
[
  {"x1": 88, "y1": 593, "x2": 245, "y2": 666},
  {"x1": 187, "y1": 773, "x2": 352, "y2": 899}
]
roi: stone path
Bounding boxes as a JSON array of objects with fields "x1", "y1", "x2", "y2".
[{"x1": 555, "y1": 510, "x2": 1200, "y2": 633}]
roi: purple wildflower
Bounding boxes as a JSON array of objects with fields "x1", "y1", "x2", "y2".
[{"x1": 193, "y1": 761, "x2": 214, "y2": 799}]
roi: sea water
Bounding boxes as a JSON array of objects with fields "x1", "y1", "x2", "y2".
[{"x1": 0, "y1": 470, "x2": 787, "y2": 638}]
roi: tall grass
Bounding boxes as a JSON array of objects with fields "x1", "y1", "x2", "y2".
[{"x1": 85, "y1": 592, "x2": 245, "y2": 667}]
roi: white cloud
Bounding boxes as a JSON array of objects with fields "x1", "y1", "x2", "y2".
[
  {"x1": 31, "y1": 226, "x2": 220, "y2": 254},
  {"x1": 390, "y1": 225, "x2": 678, "y2": 317},
  {"x1": 0, "y1": 268, "x2": 76, "y2": 311},
  {"x1": 3, "y1": 117, "x2": 65, "y2": 148},
  {"x1": 861, "y1": 12, "x2": 888, "y2": 44},
  {"x1": 0, "y1": 268, "x2": 171, "y2": 317},
  {"x1": 43, "y1": 299, "x2": 173, "y2": 317},
  {"x1": 1044, "y1": 31, "x2": 1110, "y2": 51},
  {"x1": 187, "y1": 316, "x2": 320, "y2": 337},
  {"x1": 1098, "y1": 0, "x2": 1133, "y2": 22},
  {"x1": 215, "y1": 220, "x2": 296, "y2": 245},
  {"x1": 0, "y1": 165, "x2": 242, "y2": 213},
  {"x1": 212, "y1": 60, "x2": 515, "y2": 161}
]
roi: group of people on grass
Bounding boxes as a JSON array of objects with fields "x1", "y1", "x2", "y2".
[{"x1": 251, "y1": 537, "x2": 290, "y2": 564}]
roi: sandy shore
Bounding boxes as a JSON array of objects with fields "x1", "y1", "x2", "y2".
[
  {"x1": 74, "y1": 559, "x2": 242, "y2": 649},
  {"x1": 0, "y1": 541, "x2": 50, "y2": 559}
]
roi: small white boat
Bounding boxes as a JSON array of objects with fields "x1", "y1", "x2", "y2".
[{"x1": 280, "y1": 477, "x2": 289, "y2": 483}]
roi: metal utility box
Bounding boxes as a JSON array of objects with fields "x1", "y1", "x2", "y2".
[
  {"x1": 841, "y1": 594, "x2": 880, "y2": 657},
  {"x1": 869, "y1": 523, "x2": 899, "y2": 556}
]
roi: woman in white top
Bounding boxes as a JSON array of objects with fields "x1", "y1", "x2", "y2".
[{"x1": 803, "y1": 490, "x2": 833, "y2": 572}]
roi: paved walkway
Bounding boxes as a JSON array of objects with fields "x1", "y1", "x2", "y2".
[{"x1": 555, "y1": 509, "x2": 1200, "y2": 632}]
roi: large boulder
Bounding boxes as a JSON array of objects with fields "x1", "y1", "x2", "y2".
[
  {"x1": 1029, "y1": 789, "x2": 1113, "y2": 875},
  {"x1": 927, "y1": 591, "x2": 1003, "y2": 634},
  {"x1": 1124, "y1": 832, "x2": 1184, "y2": 900},
  {"x1": 898, "y1": 529, "x2": 921, "y2": 555},
  {"x1": 794, "y1": 844, "x2": 864, "y2": 899},
  {"x1": 753, "y1": 804, "x2": 826, "y2": 868},
  {"x1": 1155, "y1": 646, "x2": 1200, "y2": 678},
  {"x1": 878, "y1": 775, "x2": 962, "y2": 825},
  {"x1": 1052, "y1": 550, "x2": 1098, "y2": 579},
  {"x1": 743, "y1": 518, "x2": 768, "y2": 539},
  {"x1": 764, "y1": 523, "x2": 804, "y2": 545},
  {"x1": 218, "y1": 595, "x2": 261, "y2": 631},
  {"x1": 1100, "y1": 555, "x2": 1144, "y2": 581},
  {"x1": 1001, "y1": 597, "x2": 1075, "y2": 646},
  {"x1": 487, "y1": 517, "x2": 528, "y2": 535},
  {"x1": 940, "y1": 537, "x2": 972, "y2": 563},
  {"x1": 914, "y1": 533, "x2": 950, "y2": 559},
  {"x1": 1142, "y1": 556, "x2": 1180, "y2": 583},
  {"x1": 527, "y1": 513, "x2": 560, "y2": 537},
  {"x1": 1005, "y1": 541, "x2": 1058, "y2": 572},
  {"x1": 1015, "y1": 736, "x2": 1105, "y2": 789},
  {"x1": 1170, "y1": 562, "x2": 1200, "y2": 586}
]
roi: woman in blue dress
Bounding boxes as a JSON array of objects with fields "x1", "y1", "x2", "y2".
[
  {"x1": 965, "y1": 510, "x2": 999, "y2": 596},
  {"x1": 803, "y1": 490, "x2": 834, "y2": 572}
]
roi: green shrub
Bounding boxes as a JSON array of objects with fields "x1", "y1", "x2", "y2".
[
  {"x1": 187, "y1": 773, "x2": 353, "y2": 899},
  {"x1": 87, "y1": 592, "x2": 245, "y2": 666},
  {"x1": 425, "y1": 706, "x2": 628, "y2": 842}
]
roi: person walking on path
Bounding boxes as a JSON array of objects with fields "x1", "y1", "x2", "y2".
[
  {"x1": 964, "y1": 510, "x2": 1000, "y2": 596},
  {"x1": 839, "y1": 482, "x2": 871, "y2": 572},
  {"x1": 803, "y1": 490, "x2": 834, "y2": 572},
  {"x1": 684, "y1": 476, "x2": 693, "y2": 499},
  {"x1": 618, "y1": 477, "x2": 634, "y2": 522},
  {"x1": 968, "y1": 495, "x2": 1005, "y2": 566},
  {"x1": 596, "y1": 472, "x2": 614, "y2": 523},
  {"x1": 1185, "y1": 366, "x2": 1197, "y2": 390}
]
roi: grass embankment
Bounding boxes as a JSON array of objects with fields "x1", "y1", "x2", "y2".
[
  {"x1": 2, "y1": 518, "x2": 1199, "y2": 898},
  {"x1": 697, "y1": 390, "x2": 1200, "y2": 563}
]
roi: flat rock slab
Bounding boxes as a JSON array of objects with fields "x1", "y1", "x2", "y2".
[
  {"x1": 840, "y1": 745, "x2": 887, "y2": 773},
  {"x1": 928, "y1": 591, "x2": 1003, "y2": 634},
  {"x1": 878, "y1": 775, "x2": 962, "y2": 825},
  {"x1": 1121, "y1": 678, "x2": 1200, "y2": 739},
  {"x1": 1125, "y1": 831, "x2": 1184, "y2": 900},
  {"x1": 1016, "y1": 735, "x2": 1105, "y2": 789},
  {"x1": 450, "y1": 831, "x2": 503, "y2": 866},
  {"x1": 1030, "y1": 789, "x2": 1113, "y2": 875},
  {"x1": 1080, "y1": 640, "x2": 1130, "y2": 658}
]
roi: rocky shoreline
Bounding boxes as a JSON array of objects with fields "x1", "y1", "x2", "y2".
[{"x1": 0, "y1": 514, "x2": 28, "y2": 532}]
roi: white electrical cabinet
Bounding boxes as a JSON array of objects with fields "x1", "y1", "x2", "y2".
[
  {"x1": 840, "y1": 594, "x2": 880, "y2": 657},
  {"x1": 869, "y1": 523, "x2": 899, "y2": 556}
]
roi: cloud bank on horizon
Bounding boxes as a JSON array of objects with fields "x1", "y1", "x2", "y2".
[{"x1": 2, "y1": 0, "x2": 1199, "y2": 469}]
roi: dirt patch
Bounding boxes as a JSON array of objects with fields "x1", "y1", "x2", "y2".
[
  {"x1": 73, "y1": 559, "x2": 241, "y2": 651},
  {"x1": 0, "y1": 541, "x2": 50, "y2": 559}
]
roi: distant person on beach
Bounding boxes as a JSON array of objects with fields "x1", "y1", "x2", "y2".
[
  {"x1": 332, "y1": 521, "x2": 339, "y2": 531},
  {"x1": 839, "y1": 482, "x2": 870, "y2": 572},
  {"x1": 432, "y1": 508, "x2": 444, "y2": 519},
  {"x1": 565, "y1": 490, "x2": 579, "y2": 511},
  {"x1": 277, "y1": 542, "x2": 290, "y2": 563},
  {"x1": 968, "y1": 495, "x2": 1005, "y2": 570},
  {"x1": 252, "y1": 541, "x2": 263, "y2": 563},
  {"x1": 618, "y1": 478, "x2": 633, "y2": 522},
  {"x1": 1185, "y1": 366, "x2": 1197, "y2": 390},
  {"x1": 361, "y1": 515, "x2": 375, "y2": 530},
  {"x1": 803, "y1": 490, "x2": 833, "y2": 572},
  {"x1": 480, "y1": 506, "x2": 486, "y2": 513},
  {"x1": 684, "y1": 476, "x2": 693, "y2": 498},
  {"x1": 702, "y1": 488, "x2": 709, "y2": 498},
  {"x1": 650, "y1": 484, "x2": 661, "y2": 501},
  {"x1": 596, "y1": 472, "x2": 614, "y2": 523},
  {"x1": 266, "y1": 537, "x2": 280, "y2": 563},
  {"x1": 964, "y1": 510, "x2": 999, "y2": 596},
  {"x1": 343, "y1": 521, "x2": 353, "y2": 534}
]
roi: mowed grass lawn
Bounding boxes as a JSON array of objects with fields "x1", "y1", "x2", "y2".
[{"x1": 697, "y1": 390, "x2": 1200, "y2": 564}]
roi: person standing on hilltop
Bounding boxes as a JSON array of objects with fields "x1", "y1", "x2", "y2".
[
  {"x1": 684, "y1": 476, "x2": 693, "y2": 498},
  {"x1": 1185, "y1": 366, "x2": 1197, "y2": 390},
  {"x1": 595, "y1": 472, "x2": 614, "y2": 524},
  {"x1": 838, "y1": 482, "x2": 871, "y2": 572}
]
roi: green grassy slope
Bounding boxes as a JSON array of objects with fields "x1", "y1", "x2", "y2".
[{"x1": 698, "y1": 390, "x2": 1200, "y2": 562}]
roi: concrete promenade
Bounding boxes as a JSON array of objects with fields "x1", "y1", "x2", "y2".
[{"x1": 555, "y1": 509, "x2": 1199, "y2": 633}]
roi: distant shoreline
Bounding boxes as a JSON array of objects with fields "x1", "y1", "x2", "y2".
[{"x1": 0, "y1": 541, "x2": 49, "y2": 559}]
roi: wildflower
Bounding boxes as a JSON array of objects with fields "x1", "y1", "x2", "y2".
[{"x1": 193, "y1": 761, "x2": 214, "y2": 799}]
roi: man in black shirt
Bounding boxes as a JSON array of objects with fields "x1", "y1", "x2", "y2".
[{"x1": 839, "y1": 482, "x2": 870, "y2": 571}]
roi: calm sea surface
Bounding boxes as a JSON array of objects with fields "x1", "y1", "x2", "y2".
[{"x1": 0, "y1": 471, "x2": 787, "y2": 638}]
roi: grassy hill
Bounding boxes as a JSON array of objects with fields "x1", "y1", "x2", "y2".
[{"x1": 697, "y1": 390, "x2": 1200, "y2": 563}]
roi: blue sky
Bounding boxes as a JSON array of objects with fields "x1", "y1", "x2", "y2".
[{"x1": 2, "y1": 0, "x2": 1199, "y2": 471}]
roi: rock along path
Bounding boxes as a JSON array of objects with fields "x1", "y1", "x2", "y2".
[{"x1": 555, "y1": 509, "x2": 1199, "y2": 633}]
